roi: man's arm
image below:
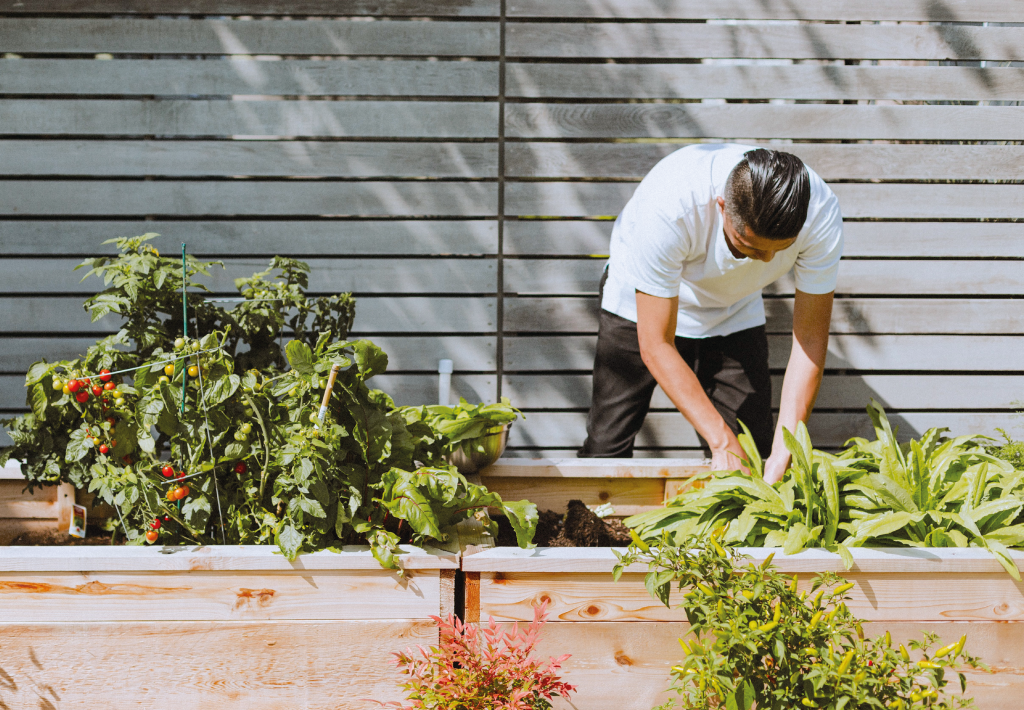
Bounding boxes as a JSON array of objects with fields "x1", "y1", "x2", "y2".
[
  {"x1": 763, "y1": 289, "x2": 834, "y2": 484},
  {"x1": 635, "y1": 290, "x2": 747, "y2": 472}
]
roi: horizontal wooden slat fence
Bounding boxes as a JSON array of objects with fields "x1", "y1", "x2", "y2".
[{"x1": 0, "y1": 1, "x2": 1021, "y2": 459}]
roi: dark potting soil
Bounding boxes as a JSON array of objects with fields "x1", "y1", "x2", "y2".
[
  {"x1": 495, "y1": 499, "x2": 633, "y2": 548},
  {"x1": 8, "y1": 529, "x2": 116, "y2": 546}
]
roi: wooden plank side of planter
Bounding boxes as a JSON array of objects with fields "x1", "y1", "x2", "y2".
[
  {"x1": 0, "y1": 619, "x2": 435, "y2": 709},
  {"x1": 524, "y1": 621, "x2": 1024, "y2": 710}
]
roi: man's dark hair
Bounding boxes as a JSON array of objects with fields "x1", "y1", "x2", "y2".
[{"x1": 724, "y1": 148, "x2": 810, "y2": 241}]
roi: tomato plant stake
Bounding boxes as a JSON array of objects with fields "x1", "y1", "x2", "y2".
[
  {"x1": 180, "y1": 243, "x2": 188, "y2": 415},
  {"x1": 313, "y1": 362, "x2": 342, "y2": 432}
]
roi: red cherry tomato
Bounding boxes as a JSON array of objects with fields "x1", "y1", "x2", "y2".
[
  {"x1": 106, "y1": 417, "x2": 117, "y2": 427},
  {"x1": 75, "y1": 391, "x2": 90, "y2": 403},
  {"x1": 151, "y1": 519, "x2": 161, "y2": 530},
  {"x1": 161, "y1": 465, "x2": 174, "y2": 478},
  {"x1": 83, "y1": 378, "x2": 91, "y2": 386},
  {"x1": 103, "y1": 381, "x2": 116, "y2": 391},
  {"x1": 67, "y1": 380, "x2": 81, "y2": 393},
  {"x1": 177, "y1": 471, "x2": 185, "y2": 479},
  {"x1": 175, "y1": 486, "x2": 189, "y2": 500},
  {"x1": 234, "y1": 461, "x2": 247, "y2": 474},
  {"x1": 163, "y1": 515, "x2": 170, "y2": 521},
  {"x1": 91, "y1": 385, "x2": 103, "y2": 396},
  {"x1": 145, "y1": 530, "x2": 159, "y2": 543},
  {"x1": 98, "y1": 444, "x2": 109, "y2": 454},
  {"x1": 110, "y1": 439, "x2": 117, "y2": 447},
  {"x1": 99, "y1": 369, "x2": 112, "y2": 383}
]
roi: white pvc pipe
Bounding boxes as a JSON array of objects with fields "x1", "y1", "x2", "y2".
[{"x1": 438, "y1": 359, "x2": 453, "y2": 406}]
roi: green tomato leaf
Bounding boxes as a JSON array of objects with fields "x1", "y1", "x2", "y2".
[
  {"x1": 66, "y1": 428, "x2": 92, "y2": 463},
  {"x1": 25, "y1": 362, "x2": 53, "y2": 386},
  {"x1": 350, "y1": 340, "x2": 389, "y2": 379},
  {"x1": 285, "y1": 340, "x2": 315, "y2": 376},
  {"x1": 275, "y1": 523, "x2": 304, "y2": 560}
]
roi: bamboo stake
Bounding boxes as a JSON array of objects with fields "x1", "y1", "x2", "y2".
[{"x1": 314, "y1": 363, "x2": 342, "y2": 430}]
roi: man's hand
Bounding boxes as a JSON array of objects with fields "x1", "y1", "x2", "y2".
[
  {"x1": 763, "y1": 450, "x2": 792, "y2": 485},
  {"x1": 710, "y1": 434, "x2": 750, "y2": 475}
]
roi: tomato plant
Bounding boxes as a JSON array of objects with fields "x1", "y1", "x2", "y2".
[{"x1": 1, "y1": 235, "x2": 538, "y2": 566}]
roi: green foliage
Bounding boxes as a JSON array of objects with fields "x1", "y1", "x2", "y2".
[
  {"x1": 986, "y1": 428, "x2": 1024, "y2": 470},
  {"x1": 1, "y1": 235, "x2": 537, "y2": 565},
  {"x1": 399, "y1": 397, "x2": 522, "y2": 452},
  {"x1": 614, "y1": 531, "x2": 982, "y2": 710},
  {"x1": 627, "y1": 401, "x2": 1024, "y2": 579}
]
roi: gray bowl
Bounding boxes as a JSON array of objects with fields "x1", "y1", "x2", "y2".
[{"x1": 446, "y1": 423, "x2": 511, "y2": 475}]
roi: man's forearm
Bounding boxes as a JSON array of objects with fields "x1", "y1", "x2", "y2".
[
  {"x1": 642, "y1": 341, "x2": 735, "y2": 450},
  {"x1": 772, "y1": 340, "x2": 826, "y2": 451}
]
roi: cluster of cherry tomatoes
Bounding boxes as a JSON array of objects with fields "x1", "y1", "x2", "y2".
[
  {"x1": 145, "y1": 514, "x2": 172, "y2": 543},
  {"x1": 55, "y1": 369, "x2": 124, "y2": 407},
  {"x1": 85, "y1": 415, "x2": 120, "y2": 454}
]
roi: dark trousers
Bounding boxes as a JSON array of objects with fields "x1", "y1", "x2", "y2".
[{"x1": 578, "y1": 274, "x2": 774, "y2": 458}]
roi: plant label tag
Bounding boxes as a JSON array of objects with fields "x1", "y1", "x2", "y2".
[{"x1": 69, "y1": 504, "x2": 87, "y2": 539}]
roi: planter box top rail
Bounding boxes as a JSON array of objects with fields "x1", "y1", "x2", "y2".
[
  {"x1": 0, "y1": 544, "x2": 458, "y2": 572},
  {"x1": 481, "y1": 457, "x2": 711, "y2": 478},
  {"x1": 463, "y1": 546, "x2": 1024, "y2": 575}
]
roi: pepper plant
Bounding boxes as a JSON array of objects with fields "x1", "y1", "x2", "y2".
[
  {"x1": 0, "y1": 235, "x2": 538, "y2": 565},
  {"x1": 616, "y1": 531, "x2": 983, "y2": 710}
]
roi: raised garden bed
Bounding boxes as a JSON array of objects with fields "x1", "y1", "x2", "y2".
[
  {"x1": 0, "y1": 544, "x2": 457, "y2": 708},
  {"x1": 462, "y1": 546, "x2": 1024, "y2": 710}
]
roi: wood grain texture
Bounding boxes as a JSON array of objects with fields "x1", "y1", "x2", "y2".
[
  {"x1": 0, "y1": 219, "x2": 499, "y2": 256},
  {"x1": 0, "y1": 18, "x2": 498, "y2": 54},
  {"x1": 0, "y1": 99, "x2": 497, "y2": 138},
  {"x1": 478, "y1": 477, "x2": 668, "y2": 516},
  {"x1": 507, "y1": 23, "x2": 1024, "y2": 61},
  {"x1": 1, "y1": 140, "x2": 498, "y2": 178},
  {"x1": 0, "y1": 479, "x2": 57, "y2": 519},
  {"x1": 0, "y1": 620, "x2": 437, "y2": 710},
  {"x1": 505, "y1": 258, "x2": 1024, "y2": 297},
  {"x1": 0, "y1": 59, "x2": 498, "y2": 97},
  {"x1": 55, "y1": 481, "x2": 74, "y2": 531},
  {"x1": 505, "y1": 182, "x2": 1024, "y2": 218},
  {"x1": 504, "y1": 220, "x2": 1024, "y2": 257},
  {"x1": 507, "y1": 0, "x2": 1020, "y2": 22},
  {"x1": 482, "y1": 458, "x2": 709, "y2": 479},
  {"x1": 508, "y1": 64, "x2": 1024, "y2": 101},
  {"x1": 504, "y1": 334, "x2": 1024, "y2": 372},
  {"x1": 2, "y1": 257, "x2": 497, "y2": 294},
  {"x1": 0, "y1": 297, "x2": 497, "y2": 336},
  {"x1": 1, "y1": 0, "x2": 498, "y2": 15},
  {"x1": 508, "y1": 411, "x2": 1023, "y2": 450},
  {"x1": 506, "y1": 104, "x2": 1024, "y2": 140},
  {"x1": 500, "y1": 374, "x2": 1024, "y2": 410},
  {"x1": 506, "y1": 142, "x2": 1024, "y2": 181},
  {"x1": 523, "y1": 621, "x2": 1023, "y2": 710},
  {"x1": 505, "y1": 296, "x2": 1024, "y2": 335},
  {"x1": 0, "y1": 180, "x2": 497, "y2": 217}
]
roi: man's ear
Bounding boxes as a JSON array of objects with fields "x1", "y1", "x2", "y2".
[{"x1": 716, "y1": 196, "x2": 725, "y2": 210}]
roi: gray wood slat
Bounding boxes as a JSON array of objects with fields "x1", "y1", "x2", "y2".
[
  {"x1": 504, "y1": 221, "x2": 1024, "y2": 258},
  {"x1": 504, "y1": 297, "x2": 1024, "y2": 336},
  {"x1": 0, "y1": 297, "x2": 496, "y2": 333},
  {"x1": 0, "y1": 181, "x2": 497, "y2": 217},
  {"x1": 1, "y1": 1, "x2": 498, "y2": 15},
  {"x1": 505, "y1": 104, "x2": 1024, "y2": 140},
  {"x1": 0, "y1": 141, "x2": 498, "y2": 178},
  {"x1": 0, "y1": 100, "x2": 498, "y2": 138},
  {"x1": 504, "y1": 259, "x2": 1024, "y2": 296},
  {"x1": 0, "y1": 19, "x2": 497, "y2": 55},
  {"x1": 508, "y1": 411, "x2": 1020, "y2": 450},
  {"x1": 507, "y1": 23, "x2": 1024, "y2": 61},
  {"x1": 506, "y1": 143, "x2": 1024, "y2": 181},
  {"x1": 503, "y1": 334, "x2": 1024, "y2": 371},
  {"x1": 502, "y1": 374, "x2": 1024, "y2": 410},
  {"x1": 507, "y1": 65, "x2": 1024, "y2": 102},
  {"x1": 0, "y1": 258, "x2": 496, "y2": 294},
  {"x1": 0, "y1": 59, "x2": 498, "y2": 97},
  {"x1": 370, "y1": 374, "x2": 496, "y2": 406},
  {"x1": 0, "y1": 220, "x2": 498, "y2": 256},
  {"x1": 507, "y1": 0, "x2": 1019, "y2": 22},
  {"x1": 505, "y1": 182, "x2": 1024, "y2": 219}
]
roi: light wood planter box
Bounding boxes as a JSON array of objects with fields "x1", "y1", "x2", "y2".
[
  {"x1": 0, "y1": 545, "x2": 457, "y2": 709},
  {"x1": 463, "y1": 547, "x2": 1024, "y2": 710},
  {"x1": 0, "y1": 460, "x2": 75, "y2": 541},
  {"x1": 480, "y1": 458, "x2": 710, "y2": 515}
]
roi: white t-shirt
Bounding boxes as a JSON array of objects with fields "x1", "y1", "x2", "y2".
[{"x1": 602, "y1": 143, "x2": 844, "y2": 338}]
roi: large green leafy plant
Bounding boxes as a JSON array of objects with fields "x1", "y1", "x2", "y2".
[
  {"x1": 616, "y1": 531, "x2": 982, "y2": 710},
  {"x1": 627, "y1": 401, "x2": 1024, "y2": 578},
  {"x1": 1, "y1": 235, "x2": 537, "y2": 565}
]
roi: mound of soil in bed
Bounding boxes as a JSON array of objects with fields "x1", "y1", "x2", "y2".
[
  {"x1": 9, "y1": 529, "x2": 115, "y2": 546},
  {"x1": 495, "y1": 499, "x2": 633, "y2": 547}
]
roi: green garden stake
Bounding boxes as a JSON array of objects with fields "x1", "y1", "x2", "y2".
[{"x1": 181, "y1": 243, "x2": 188, "y2": 414}]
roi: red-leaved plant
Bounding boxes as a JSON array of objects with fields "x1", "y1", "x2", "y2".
[{"x1": 379, "y1": 601, "x2": 576, "y2": 710}]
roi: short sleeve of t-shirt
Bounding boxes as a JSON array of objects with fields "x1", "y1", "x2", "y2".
[
  {"x1": 616, "y1": 185, "x2": 693, "y2": 299},
  {"x1": 793, "y1": 181, "x2": 844, "y2": 295}
]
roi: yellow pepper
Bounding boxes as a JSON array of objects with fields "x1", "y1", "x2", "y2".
[
  {"x1": 717, "y1": 599, "x2": 725, "y2": 618},
  {"x1": 812, "y1": 589, "x2": 825, "y2": 607},
  {"x1": 888, "y1": 700, "x2": 903, "y2": 710},
  {"x1": 838, "y1": 650, "x2": 855, "y2": 675},
  {"x1": 808, "y1": 611, "x2": 823, "y2": 630},
  {"x1": 761, "y1": 551, "x2": 775, "y2": 569},
  {"x1": 629, "y1": 530, "x2": 649, "y2": 552},
  {"x1": 885, "y1": 630, "x2": 892, "y2": 648},
  {"x1": 954, "y1": 634, "x2": 967, "y2": 657},
  {"x1": 696, "y1": 582, "x2": 714, "y2": 596},
  {"x1": 772, "y1": 603, "x2": 782, "y2": 623},
  {"x1": 749, "y1": 620, "x2": 759, "y2": 630},
  {"x1": 856, "y1": 622, "x2": 864, "y2": 640},
  {"x1": 918, "y1": 660, "x2": 941, "y2": 670},
  {"x1": 710, "y1": 538, "x2": 728, "y2": 557},
  {"x1": 833, "y1": 582, "x2": 855, "y2": 596},
  {"x1": 678, "y1": 638, "x2": 690, "y2": 655},
  {"x1": 790, "y1": 573, "x2": 799, "y2": 593},
  {"x1": 759, "y1": 621, "x2": 779, "y2": 633},
  {"x1": 910, "y1": 692, "x2": 922, "y2": 702},
  {"x1": 899, "y1": 644, "x2": 910, "y2": 662},
  {"x1": 801, "y1": 699, "x2": 816, "y2": 708},
  {"x1": 933, "y1": 642, "x2": 957, "y2": 659}
]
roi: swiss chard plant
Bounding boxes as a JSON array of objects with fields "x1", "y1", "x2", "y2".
[
  {"x1": 399, "y1": 398, "x2": 521, "y2": 457},
  {"x1": 0, "y1": 235, "x2": 538, "y2": 565},
  {"x1": 627, "y1": 401, "x2": 1024, "y2": 579},
  {"x1": 616, "y1": 530, "x2": 982, "y2": 710}
]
